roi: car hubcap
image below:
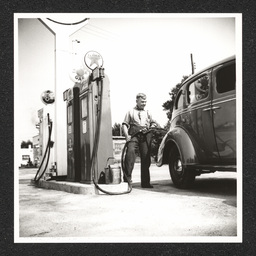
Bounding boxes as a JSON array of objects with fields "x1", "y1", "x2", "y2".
[{"x1": 175, "y1": 159, "x2": 183, "y2": 174}]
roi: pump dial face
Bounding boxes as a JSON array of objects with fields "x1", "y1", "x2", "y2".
[{"x1": 84, "y1": 51, "x2": 103, "y2": 70}]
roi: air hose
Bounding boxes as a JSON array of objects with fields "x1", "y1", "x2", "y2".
[
  {"x1": 90, "y1": 75, "x2": 132, "y2": 195},
  {"x1": 34, "y1": 113, "x2": 54, "y2": 182}
]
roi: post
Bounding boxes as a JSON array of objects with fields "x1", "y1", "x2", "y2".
[
  {"x1": 39, "y1": 17, "x2": 89, "y2": 176},
  {"x1": 190, "y1": 53, "x2": 194, "y2": 74}
]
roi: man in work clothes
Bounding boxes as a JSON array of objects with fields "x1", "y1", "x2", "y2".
[{"x1": 122, "y1": 93, "x2": 158, "y2": 188}]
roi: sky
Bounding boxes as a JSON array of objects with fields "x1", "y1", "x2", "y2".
[{"x1": 15, "y1": 14, "x2": 239, "y2": 142}]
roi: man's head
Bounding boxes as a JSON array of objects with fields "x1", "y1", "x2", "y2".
[{"x1": 136, "y1": 93, "x2": 147, "y2": 110}]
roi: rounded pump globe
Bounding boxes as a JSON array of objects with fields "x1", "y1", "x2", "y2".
[
  {"x1": 69, "y1": 54, "x2": 90, "y2": 84},
  {"x1": 69, "y1": 66, "x2": 89, "y2": 84},
  {"x1": 76, "y1": 68, "x2": 85, "y2": 77}
]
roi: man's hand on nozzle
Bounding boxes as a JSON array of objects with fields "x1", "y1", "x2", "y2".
[
  {"x1": 141, "y1": 128, "x2": 148, "y2": 134},
  {"x1": 150, "y1": 123, "x2": 158, "y2": 129}
]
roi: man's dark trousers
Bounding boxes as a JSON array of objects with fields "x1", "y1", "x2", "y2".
[{"x1": 124, "y1": 132, "x2": 153, "y2": 186}]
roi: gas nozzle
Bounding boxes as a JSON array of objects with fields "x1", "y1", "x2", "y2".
[
  {"x1": 140, "y1": 128, "x2": 149, "y2": 134},
  {"x1": 49, "y1": 141, "x2": 54, "y2": 148}
]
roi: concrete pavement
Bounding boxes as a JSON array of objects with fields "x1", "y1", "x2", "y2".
[{"x1": 17, "y1": 164, "x2": 239, "y2": 242}]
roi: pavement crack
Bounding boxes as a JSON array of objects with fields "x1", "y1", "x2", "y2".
[{"x1": 29, "y1": 231, "x2": 50, "y2": 237}]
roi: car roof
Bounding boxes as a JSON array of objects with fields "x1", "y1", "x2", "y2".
[{"x1": 182, "y1": 55, "x2": 235, "y2": 85}]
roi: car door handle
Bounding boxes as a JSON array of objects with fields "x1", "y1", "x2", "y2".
[{"x1": 203, "y1": 106, "x2": 221, "y2": 112}]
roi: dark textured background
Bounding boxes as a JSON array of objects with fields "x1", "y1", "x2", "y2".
[{"x1": 1, "y1": 1, "x2": 255, "y2": 255}]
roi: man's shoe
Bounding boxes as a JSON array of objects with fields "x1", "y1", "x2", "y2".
[
  {"x1": 124, "y1": 179, "x2": 132, "y2": 183},
  {"x1": 141, "y1": 184, "x2": 153, "y2": 188}
]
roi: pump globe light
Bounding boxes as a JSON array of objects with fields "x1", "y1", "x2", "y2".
[
  {"x1": 76, "y1": 68, "x2": 85, "y2": 77},
  {"x1": 69, "y1": 67, "x2": 89, "y2": 84}
]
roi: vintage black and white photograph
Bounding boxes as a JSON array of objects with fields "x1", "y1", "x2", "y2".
[{"x1": 14, "y1": 13, "x2": 242, "y2": 243}]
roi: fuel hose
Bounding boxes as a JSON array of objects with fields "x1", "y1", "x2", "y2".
[
  {"x1": 34, "y1": 113, "x2": 53, "y2": 182},
  {"x1": 90, "y1": 74, "x2": 132, "y2": 195},
  {"x1": 91, "y1": 79, "x2": 166, "y2": 195}
]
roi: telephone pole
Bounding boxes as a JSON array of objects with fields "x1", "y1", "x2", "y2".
[{"x1": 190, "y1": 53, "x2": 195, "y2": 74}]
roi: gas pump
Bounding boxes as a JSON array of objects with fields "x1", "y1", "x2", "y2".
[
  {"x1": 62, "y1": 51, "x2": 132, "y2": 195},
  {"x1": 64, "y1": 51, "x2": 132, "y2": 194},
  {"x1": 63, "y1": 54, "x2": 113, "y2": 184},
  {"x1": 63, "y1": 84, "x2": 81, "y2": 181},
  {"x1": 88, "y1": 67, "x2": 133, "y2": 195},
  {"x1": 64, "y1": 67, "x2": 113, "y2": 183},
  {"x1": 34, "y1": 91, "x2": 55, "y2": 181},
  {"x1": 79, "y1": 67, "x2": 113, "y2": 184}
]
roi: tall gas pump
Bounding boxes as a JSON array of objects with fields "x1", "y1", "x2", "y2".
[
  {"x1": 63, "y1": 84, "x2": 81, "y2": 181},
  {"x1": 64, "y1": 51, "x2": 113, "y2": 184},
  {"x1": 34, "y1": 91, "x2": 55, "y2": 181}
]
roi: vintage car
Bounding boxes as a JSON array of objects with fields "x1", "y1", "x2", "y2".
[{"x1": 157, "y1": 55, "x2": 236, "y2": 188}]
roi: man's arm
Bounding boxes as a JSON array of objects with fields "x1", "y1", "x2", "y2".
[
  {"x1": 122, "y1": 124, "x2": 131, "y2": 142},
  {"x1": 147, "y1": 110, "x2": 159, "y2": 128}
]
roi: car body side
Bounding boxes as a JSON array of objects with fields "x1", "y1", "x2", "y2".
[{"x1": 157, "y1": 56, "x2": 236, "y2": 176}]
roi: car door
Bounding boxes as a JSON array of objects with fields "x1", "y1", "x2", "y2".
[
  {"x1": 184, "y1": 70, "x2": 220, "y2": 164},
  {"x1": 211, "y1": 60, "x2": 236, "y2": 164}
]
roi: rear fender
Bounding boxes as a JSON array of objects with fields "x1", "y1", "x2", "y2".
[{"x1": 163, "y1": 128, "x2": 198, "y2": 166}]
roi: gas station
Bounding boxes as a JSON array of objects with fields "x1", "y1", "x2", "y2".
[
  {"x1": 16, "y1": 15, "x2": 239, "y2": 242},
  {"x1": 28, "y1": 17, "x2": 131, "y2": 195}
]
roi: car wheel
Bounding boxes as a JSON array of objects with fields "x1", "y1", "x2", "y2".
[{"x1": 168, "y1": 147, "x2": 196, "y2": 189}]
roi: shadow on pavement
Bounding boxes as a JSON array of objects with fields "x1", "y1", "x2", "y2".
[
  {"x1": 132, "y1": 177, "x2": 237, "y2": 200},
  {"x1": 18, "y1": 168, "x2": 237, "y2": 205}
]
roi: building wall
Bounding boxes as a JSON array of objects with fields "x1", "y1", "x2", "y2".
[
  {"x1": 19, "y1": 136, "x2": 132, "y2": 167},
  {"x1": 113, "y1": 136, "x2": 126, "y2": 162},
  {"x1": 33, "y1": 134, "x2": 40, "y2": 167},
  {"x1": 20, "y1": 145, "x2": 34, "y2": 167},
  {"x1": 113, "y1": 136, "x2": 142, "y2": 164}
]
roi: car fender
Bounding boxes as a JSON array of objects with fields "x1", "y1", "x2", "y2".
[{"x1": 159, "y1": 127, "x2": 199, "y2": 166}]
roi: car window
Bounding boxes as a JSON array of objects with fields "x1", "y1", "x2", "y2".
[
  {"x1": 187, "y1": 74, "x2": 210, "y2": 104},
  {"x1": 216, "y1": 62, "x2": 235, "y2": 93},
  {"x1": 175, "y1": 90, "x2": 184, "y2": 109}
]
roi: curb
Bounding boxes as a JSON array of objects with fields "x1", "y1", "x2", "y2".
[{"x1": 30, "y1": 179, "x2": 130, "y2": 195}]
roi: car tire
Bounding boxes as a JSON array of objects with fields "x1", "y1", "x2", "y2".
[{"x1": 168, "y1": 147, "x2": 196, "y2": 189}]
